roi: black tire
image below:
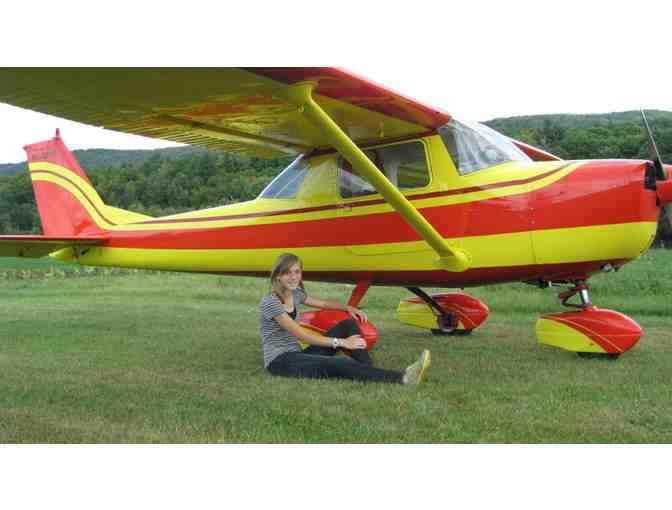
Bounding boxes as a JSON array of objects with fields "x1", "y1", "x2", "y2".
[
  {"x1": 431, "y1": 328, "x2": 472, "y2": 336},
  {"x1": 577, "y1": 352, "x2": 621, "y2": 360}
]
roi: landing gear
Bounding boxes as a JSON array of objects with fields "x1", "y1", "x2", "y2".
[
  {"x1": 558, "y1": 280, "x2": 592, "y2": 309},
  {"x1": 407, "y1": 288, "x2": 459, "y2": 334},
  {"x1": 535, "y1": 279, "x2": 642, "y2": 358},
  {"x1": 398, "y1": 287, "x2": 489, "y2": 336}
]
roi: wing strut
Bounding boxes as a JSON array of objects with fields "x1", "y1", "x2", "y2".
[{"x1": 277, "y1": 81, "x2": 470, "y2": 272}]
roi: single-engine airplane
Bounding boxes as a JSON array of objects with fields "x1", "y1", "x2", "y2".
[{"x1": 0, "y1": 68, "x2": 671, "y2": 358}]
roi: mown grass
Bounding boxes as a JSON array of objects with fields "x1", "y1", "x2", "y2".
[{"x1": 0, "y1": 250, "x2": 670, "y2": 443}]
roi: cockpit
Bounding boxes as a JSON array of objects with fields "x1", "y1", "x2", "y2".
[
  {"x1": 259, "y1": 118, "x2": 532, "y2": 200},
  {"x1": 438, "y1": 118, "x2": 531, "y2": 175}
]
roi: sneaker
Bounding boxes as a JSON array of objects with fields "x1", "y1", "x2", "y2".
[{"x1": 403, "y1": 349, "x2": 431, "y2": 385}]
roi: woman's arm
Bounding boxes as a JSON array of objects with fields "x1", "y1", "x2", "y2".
[
  {"x1": 303, "y1": 296, "x2": 368, "y2": 322},
  {"x1": 274, "y1": 313, "x2": 366, "y2": 350}
]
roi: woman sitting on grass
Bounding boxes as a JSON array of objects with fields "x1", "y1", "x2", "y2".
[{"x1": 260, "y1": 253, "x2": 430, "y2": 385}]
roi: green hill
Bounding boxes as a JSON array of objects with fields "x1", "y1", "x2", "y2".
[
  {"x1": 486, "y1": 110, "x2": 672, "y2": 130},
  {"x1": 0, "y1": 146, "x2": 210, "y2": 176},
  {"x1": 485, "y1": 110, "x2": 672, "y2": 161}
]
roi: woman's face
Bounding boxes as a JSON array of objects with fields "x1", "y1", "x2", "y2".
[{"x1": 277, "y1": 263, "x2": 302, "y2": 292}]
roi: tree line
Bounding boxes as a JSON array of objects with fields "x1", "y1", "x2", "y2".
[{"x1": 0, "y1": 151, "x2": 287, "y2": 234}]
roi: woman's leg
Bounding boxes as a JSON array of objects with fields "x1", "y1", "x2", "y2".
[
  {"x1": 303, "y1": 344, "x2": 336, "y2": 357},
  {"x1": 268, "y1": 351, "x2": 402, "y2": 384},
  {"x1": 324, "y1": 318, "x2": 373, "y2": 366}
]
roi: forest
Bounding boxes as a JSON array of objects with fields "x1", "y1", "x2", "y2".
[{"x1": 0, "y1": 110, "x2": 670, "y2": 244}]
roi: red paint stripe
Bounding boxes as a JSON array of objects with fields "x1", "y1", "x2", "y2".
[{"x1": 510, "y1": 137, "x2": 561, "y2": 162}]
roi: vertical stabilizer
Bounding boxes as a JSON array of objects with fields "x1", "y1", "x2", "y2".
[{"x1": 24, "y1": 130, "x2": 107, "y2": 237}]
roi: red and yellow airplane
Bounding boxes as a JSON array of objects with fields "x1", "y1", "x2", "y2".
[{"x1": 0, "y1": 68, "x2": 670, "y2": 358}]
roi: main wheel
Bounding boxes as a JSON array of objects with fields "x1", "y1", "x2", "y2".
[{"x1": 431, "y1": 328, "x2": 472, "y2": 336}]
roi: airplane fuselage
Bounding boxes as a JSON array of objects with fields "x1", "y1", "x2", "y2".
[{"x1": 59, "y1": 134, "x2": 659, "y2": 287}]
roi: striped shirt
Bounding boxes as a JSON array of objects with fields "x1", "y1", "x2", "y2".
[{"x1": 259, "y1": 287, "x2": 307, "y2": 368}]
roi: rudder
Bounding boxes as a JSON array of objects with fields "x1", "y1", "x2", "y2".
[{"x1": 24, "y1": 129, "x2": 109, "y2": 237}]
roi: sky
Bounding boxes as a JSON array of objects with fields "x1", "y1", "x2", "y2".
[{"x1": 1, "y1": 2, "x2": 671, "y2": 163}]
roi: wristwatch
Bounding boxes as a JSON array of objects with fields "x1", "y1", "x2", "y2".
[{"x1": 332, "y1": 337, "x2": 342, "y2": 349}]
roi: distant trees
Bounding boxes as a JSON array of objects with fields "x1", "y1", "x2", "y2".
[
  {"x1": 488, "y1": 111, "x2": 672, "y2": 162},
  {"x1": 0, "y1": 151, "x2": 288, "y2": 233}
]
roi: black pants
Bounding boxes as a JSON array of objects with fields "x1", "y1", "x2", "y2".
[{"x1": 267, "y1": 318, "x2": 403, "y2": 384}]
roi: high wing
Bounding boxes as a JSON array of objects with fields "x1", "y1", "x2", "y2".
[
  {"x1": 0, "y1": 236, "x2": 105, "y2": 258},
  {"x1": 0, "y1": 67, "x2": 558, "y2": 160},
  {"x1": 0, "y1": 68, "x2": 559, "y2": 271}
]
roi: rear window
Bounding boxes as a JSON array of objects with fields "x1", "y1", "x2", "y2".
[{"x1": 339, "y1": 141, "x2": 429, "y2": 198}]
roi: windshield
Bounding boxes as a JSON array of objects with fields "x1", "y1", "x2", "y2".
[
  {"x1": 259, "y1": 155, "x2": 309, "y2": 199},
  {"x1": 438, "y1": 118, "x2": 531, "y2": 175}
]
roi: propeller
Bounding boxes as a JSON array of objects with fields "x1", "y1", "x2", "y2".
[
  {"x1": 641, "y1": 110, "x2": 672, "y2": 209},
  {"x1": 641, "y1": 109, "x2": 668, "y2": 181}
]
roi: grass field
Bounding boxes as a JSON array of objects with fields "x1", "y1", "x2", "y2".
[{"x1": 0, "y1": 250, "x2": 671, "y2": 443}]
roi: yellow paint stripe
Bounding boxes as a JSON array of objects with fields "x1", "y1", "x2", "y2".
[
  {"x1": 29, "y1": 171, "x2": 115, "y2": 230},
  {"x1": 532, "y1": 222, "x2": 657, "y2": 264},
  {"x1": 29, "y1": 162, "x2": 101, "y2": 197},
  {"x1": 536, "y1": 318, "x2": 606, "y2": 353}
]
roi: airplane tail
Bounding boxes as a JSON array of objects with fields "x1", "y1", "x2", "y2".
[{"x1": 23, "y1": 129, "x2": 150, "y2": 236}]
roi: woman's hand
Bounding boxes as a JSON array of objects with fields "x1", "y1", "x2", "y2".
[
  {"x1": 342, "y1": 334, "x2": 367, "y2": 350},
  {"x1": 347, "y1": 305, "x2": 368, "y2": 322}
]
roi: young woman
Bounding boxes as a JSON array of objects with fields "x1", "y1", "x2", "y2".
[{"x1": 260, "y1": 253, "x2": 431, "y2": 385}]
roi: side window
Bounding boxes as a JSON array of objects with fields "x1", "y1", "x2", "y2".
[
  {"x1": 339, "y1": 141, "x2": 430, "y2": 198},
  {"x1": 260, "y1": 155, "x2": 309, "y2": 199}
]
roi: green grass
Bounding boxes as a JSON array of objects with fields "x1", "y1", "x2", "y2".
[
  {"x1": 0, "y1": 256, "x2": 75, "y2": 270},
  {"x1": 0, "y1": 250, "x2": 671, "y2": 443}
]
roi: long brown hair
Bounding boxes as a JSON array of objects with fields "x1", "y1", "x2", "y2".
[{"x1": 269, "y1": 253, "x2": 305, "y2": 301}]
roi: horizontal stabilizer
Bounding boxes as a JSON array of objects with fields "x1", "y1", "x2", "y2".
[{"x1": 0, "y1": 236, "x2": 104, "y2": 258}]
